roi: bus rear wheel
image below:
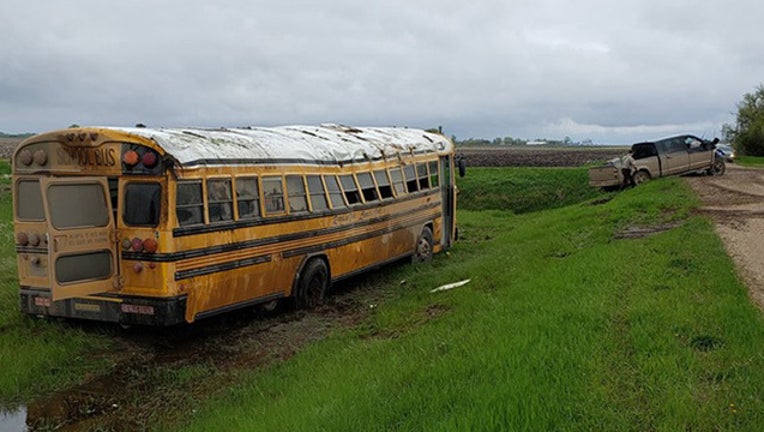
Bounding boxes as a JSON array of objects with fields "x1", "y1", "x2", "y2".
[
  {"x1": 413, "y1": 227, "x2": 434, "y2": 263},
  {"x1": 295, "y1": 259, "x2": 328, "y2": 309}
]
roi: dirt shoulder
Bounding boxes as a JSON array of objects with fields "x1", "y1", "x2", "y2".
[{"x1": 686, "y1": 164, "x2": 764, "y2": 311}]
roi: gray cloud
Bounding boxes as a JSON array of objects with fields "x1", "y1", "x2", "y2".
[{"x1": 1, "y1": 0, "x2": 762, "y2": 143}]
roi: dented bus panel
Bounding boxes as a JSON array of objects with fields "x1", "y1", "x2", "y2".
[{"x1": 12, "y1": 125, "x2": 457, "y2": 326}]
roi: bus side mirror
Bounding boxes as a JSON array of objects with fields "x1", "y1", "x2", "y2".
[{"x1": 457, "y1": 158, "x2": 466, "y2": 178}]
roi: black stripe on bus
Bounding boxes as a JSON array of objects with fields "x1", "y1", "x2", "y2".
[
  {"x1": 172, "y1": 188, "x2": 441, "y2": 237},
  {"x1": 16, "y1": 246, "x2": 48, "y2": 254},
  {"x1": 281, "y1": 214, "x2": 435, "y2": 259},
  {"x1": 175, "y1": 254, "x2": 272, "y2": 281},
  {"x1": 125, "y1": 203, "x2": 441, "y2": 263},
  {"x1": 173, "y1": 214, "x2": 434, "y2": 281}
]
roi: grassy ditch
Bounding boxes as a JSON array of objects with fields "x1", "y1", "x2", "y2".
[
  {"x1": 175, "y1": 171, "x2": 764, "y2": 431},
  {"x1": 0, "y1": 160, "x2": 112, "y2": 406},
  {"x1": 457, "y1": 167, "x2": 602, "y2": 213}
]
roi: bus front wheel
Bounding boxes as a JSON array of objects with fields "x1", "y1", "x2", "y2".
[
  {"x1": 413, "y1": 227, "x2": 434, "y2": 263},
  {"x1": 295, "y1": 259, "x2": 328, "y2": 309}
]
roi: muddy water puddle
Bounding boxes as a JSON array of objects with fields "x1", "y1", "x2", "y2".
[
  {"x1": 10, "y1": 281, "x2": 380, "y2": 431},
  {"x1": 1, "y1": 408, "x2": 27, "y2": 432}
]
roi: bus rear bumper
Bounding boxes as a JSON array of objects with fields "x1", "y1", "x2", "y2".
[{"x1": 20, "y1": 288, "x2": 188, "y2": 326}]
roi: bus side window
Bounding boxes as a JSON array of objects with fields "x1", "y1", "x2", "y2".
[
  {"x1": 374, "y1": 169, "x2": 393, "y2": 199},
  {"x1": 124, "y1": 182, "x2": 161, "y2": 226},
  {"x1": 339, "y1": 175, "x2": 362, "y2": 205},
  {"x1": 176, "y1": 181, "x2": 204, "y2": 226},
  {"x1": 389, "y1": 168, "x2": 406, "y2": 196},
  {"x1": 324, "y1": 175, "x2": 346, "y2": 209},
  {"x1": 286, "y1": 175, "x2": 309, "y2": 214},
  {"x1": 428, "y1": 161, "x2": 439, "y2": 188},
  {"x1": 403, "y1": 165, "x2": 419, "y2": 193},
  {"x1": 207, "y1": 179, "x2": 233, "y2": 223},
  {"x1": 307, "y1": 175, "x2": 329, "y2": 212},
  {"x1": 357, "y1": 172, "x2": 379, "y2": 202},
  {"x1": 262, "y1": 176, "x2": 285, "y2": 215},
  {"x1": 416, "y1": 163, "x2": 430, "y2": 190},
  {"x1": 236, "y1": 176, "x2": 260, "y2": 219}
]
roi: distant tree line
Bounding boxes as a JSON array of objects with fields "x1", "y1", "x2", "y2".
[{"x1": 0, "y1": 131, "x2": 34, "y2": 138}]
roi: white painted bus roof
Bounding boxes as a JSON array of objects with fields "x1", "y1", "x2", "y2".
[{"x1": 107, "y1": 124, "x2": 452, "y2": 167}]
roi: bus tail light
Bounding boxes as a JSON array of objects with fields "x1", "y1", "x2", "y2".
[
  {"x1": 131, "y1": 237, "x2": 144, "y2": 252},
  {"x1": 123, "y1": 150, "x2": 140, "y2": 167},
  {"x1": 142, "y1": 151, "x2": 158, "y2": 168},
  {"x1": 27, "y1": 233, "x2": 40, "y2": 247},
  {"x1": 18, "y1": 150, "x2": 33, "y2": 166},
  {"x1": 16, "y1": 232, "x2": 42, "y2": 246},
  {"x1": 133, "y1": 262, "x2": 143, "y2": 273},
  {"x1": 16, "y1": 232, "x2": 29, "y2": 246},
  {"x1": 143, "y1": 238, "x2": 158, "y2": 253},
  {"x1": 33, "y1": 150, "x2": 48, "y2": 166}
]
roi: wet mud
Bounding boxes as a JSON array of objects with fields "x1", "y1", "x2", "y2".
[{"x1": 10, "y1": 276, "x2": 393, "y2": 432}]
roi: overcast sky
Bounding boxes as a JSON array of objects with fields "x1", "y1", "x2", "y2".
[{"x1": 1, "y1": 1, "x2": 762, "y2": 144}]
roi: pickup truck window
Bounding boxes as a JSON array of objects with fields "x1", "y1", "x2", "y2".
[{"x1": 659, "y1": 137, "x2": 687, "y2": 154}]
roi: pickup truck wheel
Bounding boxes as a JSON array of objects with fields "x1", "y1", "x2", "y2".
[
  {"x1": 708, "y1": 159, "x2": 726, "y2": 176},
  {"x1": 633, "y1": 170, "x2": 651, "y2": 185}
]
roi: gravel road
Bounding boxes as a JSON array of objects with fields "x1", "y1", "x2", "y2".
[{"x1": 687, "y1": 164, "x2": 764, "y2": 311}]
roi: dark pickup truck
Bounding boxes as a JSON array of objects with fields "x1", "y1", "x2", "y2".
[{"x1": 589, "y1": 135, "x2": 725, "y2": 189}]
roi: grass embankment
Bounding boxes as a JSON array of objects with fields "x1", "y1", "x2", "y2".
[
  {"x1": 735, "y1": 156, "x2": 764, "y2": 167},
  {"x1": 457, "y1": 167, "x2": 602, "y2": 213},
  {"x1": 177, "y1": 170, "x2": 764, "y2": 431},
  {"x1": 0, "y1": 160, "x2": 112, "y2": 406}
]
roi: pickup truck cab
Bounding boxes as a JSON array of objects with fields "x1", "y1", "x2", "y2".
[{"x1": 589, "y1": 135, "x2": 724, "y2": 189}]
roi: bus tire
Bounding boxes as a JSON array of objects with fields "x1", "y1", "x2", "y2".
[
  {"x1": 413, "y1": 227, "x2": 434, "y2": 263},
  {"x1": 295, "y1": 259, "x2": 329, "y2": 309}
]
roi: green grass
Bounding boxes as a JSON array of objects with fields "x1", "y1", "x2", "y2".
[
  {"x1": 1, "y1": 164, "x2": 763, "y2": 430},
  {"x1": 0, "y1": 160, "x2": 112, "y2": 405},
  {"x1": 457, "y1": 167, "x2": 604, "y2": 213},
  {"x1": 173, "y1": 172, "x2": 764, "y2": 431},
  {"x1": 734, "y1": 156, "x2": 764, "y2": 167}
]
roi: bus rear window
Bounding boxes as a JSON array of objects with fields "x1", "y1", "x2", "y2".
[
  {"x1": 16, "y1": 180, "x2": 45, "y2": 221},
  {"x1": 47, "y1": 183, "x2": 109, "y2": 229},
  {"x1": 56, "y1": 250, "x2": 112, "y2": 284},
  {"x1": 123, "y1": 183, "x2": 161, "y2": 227},
  {"x1": 176, "y1": 182, "x2": 203, "y2": 226}
]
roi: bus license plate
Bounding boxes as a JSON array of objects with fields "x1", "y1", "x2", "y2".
[{"x1": 121, "y1": 304, "x2": 155, "y2": 315}]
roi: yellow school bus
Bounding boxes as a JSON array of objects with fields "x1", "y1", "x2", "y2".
[{"x1": 12, "y1": 124, "x2": 457, "y2": 325}]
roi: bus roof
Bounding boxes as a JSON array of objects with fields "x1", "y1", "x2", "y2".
[{"x1": 104, "y1": 124, "x2": 453, "y2": 167}]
